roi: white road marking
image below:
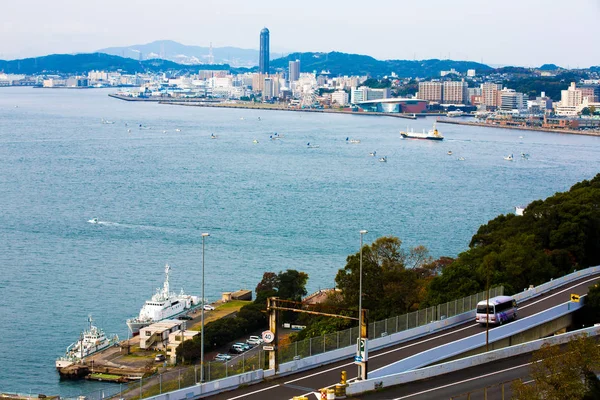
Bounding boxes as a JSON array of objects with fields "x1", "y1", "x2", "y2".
[
  {"x1": 389, "y1": 362, "x2": 532, "y2": 399},
  {"x1": 228, "y1": 276, "x2": 597, "y2": 399}
]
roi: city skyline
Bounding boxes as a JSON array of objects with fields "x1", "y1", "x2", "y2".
[{"x1": 1, "y1": 0, "x2": 600, "y2": 67}]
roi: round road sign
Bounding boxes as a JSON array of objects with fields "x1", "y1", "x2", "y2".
[{"x1": 262, "y1": 330, "x2": 275, "y2": 343}]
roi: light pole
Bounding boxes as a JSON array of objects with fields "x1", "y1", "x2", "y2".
[
  {"x1": 358, "y1": 229, "x2": 368, "y2": 380},
  {"x1": 201, "y1": 232, "x2": 210, "y2": 383}
]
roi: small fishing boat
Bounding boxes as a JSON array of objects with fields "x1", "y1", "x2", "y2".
[
  {"x1": 504, "y1": 154, "x2": 514, "y2": 161},
  {"x1": 369, "y1": 151, "x2": 377, "y2": 157},
  {"x1": 378, "y1": 156, "x2": 387, "y2": 162},
  {"x1": 307, "y1": 142, "x2": 320, "y2": 149},
  {"x1": 447, "y1": 151, "x2": 453, "y2": 155},
  {"x1": 88, "y1": 218, "x2": 99, "y2": 224}
]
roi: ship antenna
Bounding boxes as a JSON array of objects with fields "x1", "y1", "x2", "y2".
[{"x1": 164, "y1": 264, "x2": 170, "y2": 296}]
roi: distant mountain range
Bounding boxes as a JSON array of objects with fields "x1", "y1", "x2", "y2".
[
  {"x1": 97, "y1": 40, "x2": 268, "y2": 68},
  {"x1": 0, "y1": 53, "x2": 230, "y2": 75},
  {"x1": 270, "y1": 52, "x2": 492, "y2": 78},
  {"x1": 1, "y1": 45, "x2": 598, "y2": 79}
]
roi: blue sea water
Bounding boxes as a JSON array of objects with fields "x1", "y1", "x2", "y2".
[{"x1": 0, "y1": 87, "x2": 599, "y2": 396}]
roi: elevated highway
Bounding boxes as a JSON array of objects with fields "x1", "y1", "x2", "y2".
[{"x1": 207, "y1": 272, "x2": 600, "y2": 400}]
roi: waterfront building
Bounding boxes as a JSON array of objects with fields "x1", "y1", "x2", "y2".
[
  {"x1": 331, "y1": 90, "x2": 349, "y2": 106},
  {"x1": 350, "y1": 86, "x2": 389, "y2": 104},
  {"x1": 139, "y1": 320, "x2": 187, "y2": 350},
  {"x1": 480, "y1": 83, "x2": 503, "y2": 109},
  {"x1": 443, "y1": 80, "x2": 468, "y2": 104},
  {"x1": 500, "y1": 88, "x2": 528, "y2": 111},
  {"x1": 417, "y1": 81, "x2": 443, "y2": 102},
  {"x1": 259, "y1": 28, "x2": 270, "y2": 74},
  {"x1": 263, "y1": 77, "x2": 274, "y2": 100},
  {"x1": 289, "y1": 59, "x2": 300, "y2": 83},
  {"x1": 556, "y1": 82, "x2": 583, "y2": 116}
]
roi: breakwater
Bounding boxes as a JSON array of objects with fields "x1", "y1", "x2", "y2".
[
  {"x1": 437, "y1": 118, "x2": 600, "y2": 137},
  {"x1": 108, "y1": 94, "x2": 417, "y2": 119}
]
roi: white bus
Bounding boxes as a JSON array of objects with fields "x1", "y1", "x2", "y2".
[{"x1": 475, "y1": 295, "x2": 517, "y2": 325}]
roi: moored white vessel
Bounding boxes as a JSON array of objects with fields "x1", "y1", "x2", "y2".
[
  {"x1": 55, "y1": 315, "x2": 118, "y2": 370},
  {"x1": 126, "y1": 264, "x2": 200, "y2": 335}
]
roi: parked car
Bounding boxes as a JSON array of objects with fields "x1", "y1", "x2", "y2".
[
  {"x1": 234, "y1": 342, "x2": 251, "y2": 351},
  {"x1": 203, "y1": 304, "x2": 215, "y2": 311},
  {"x1": 154, "y1": 354, "x2": 165, "y2": 362},
  {"x1": 229, "y1": 344, "x2": 245, "y2": 354},
  {"x1": 177, "y1": 315, "x2": 192, "y2": 320},
  {"x1": 246, "y1": 335, "x2": 264, "y2": 345},
  {"x1": 214, "y1": 353, "x2": 232, "y2": 362}
]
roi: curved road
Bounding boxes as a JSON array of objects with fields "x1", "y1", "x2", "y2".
[{"x1": 208, "y1": 274, "x2": 600, "y2": 400}]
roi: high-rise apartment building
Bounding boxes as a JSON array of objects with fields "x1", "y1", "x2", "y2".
[
  {"x1": 259, "y1": 28, "x2": 270, "y2": 74},
  {"x1": 289, "y1": 60, "x2": 300, "y2": 83},
  {"x1": 480, "y1": 83, "x2": 503, "y2": 108},
  {"x1": 417, "y1": 82, "x2": 443, "y2": 102},
  {"x1": 561, "y1": 82, "x2": 583, "y2": 107},
  {"x1": 443, "y1": 80, "x2": 468, "y2": 104}
]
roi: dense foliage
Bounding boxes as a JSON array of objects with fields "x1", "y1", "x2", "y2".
[
  {"x1": 0, "y1": 53, "x2": 232, "y2": 75},
  {"x1": 512, "y1": 335, "x2": 600, "y2": 400},
  {"x1": 269, "y1": 52, "x2": 491, "y2": 78},
  {"x1": 177, "y1": 269, "x2": 308, "y2": 363},
  {"x1": 425, "y1": 174, "x2": 600, "y2": 305},
  {"x1": 504, "y1": 71, "x2": 590, "y2": 100}
]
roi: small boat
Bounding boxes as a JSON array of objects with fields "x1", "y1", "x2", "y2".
[
  {"x1": 258, "y1": 117, "x2": 261, "y2": 121},
  {"x1": 138, "y1": 124, "x2": 150, "y2": 130},
  {"x1": 458, "y1": 157, "x2": 466, "y2": 161},
  {"x1": 307, "y1": 142, "x2": 320, "y2": 149},
  {"x1": 518, "y1": 136, "x2": 524, "y2": 139},
  {"x1": 88, "y1": 218, "x2": 99, "y2": 224},
  {"x1": 269, "y1": 135, "x2": 279, "y2": 140},
  {"x1": 163, "y1": 130, "x2": 167, "y2": 134},
  {"x1": 401, "y1": 123, "x2": 443, "y2": 141},
  {"x1": 102, "y1": 119, "x2": 115, "y2": 125},
  {"x1": 447, "y1": 110, "x2": 464, "y2": 117},
  {"x1": 369, "y1": 151, "x2": 377, "y2": 157},
  {"x1": 175, "y1": 129, "x2": 181, "y2": 132},
  {"x1": 211, "y1": 133, "x2": 218, "y2": 139},
  {"x1": 240, "y1": 117, "x2": 245, "y2": 120},
  {"x1": 253, "y1": 139, "x2": 259, "y2": 144},
  {"x1": 127, "y1": 129, "x2": 132, "y2": 133},
  {"x1": 378, "y1": 156, "x2": 387, "y2": 162},
  {"x1": 346, "y1": 137, "x2": 361, "y2": 144},
  {"x1": 515, "y1": 206, "x2": 525, "y2": 216},
  {"x1": 504, "y1": 154, "x2": 514, "y2": 161},
  {"x1": 447, "y1": 151, "x2": 453, "y2": 155},
  {"x1": 521, "y1": 153, "x2": 530, "y2": 159}
]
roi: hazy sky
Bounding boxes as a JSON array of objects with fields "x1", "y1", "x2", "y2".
[{"x1": 2, "y1": 0, "x2": 599, "y2": 67}]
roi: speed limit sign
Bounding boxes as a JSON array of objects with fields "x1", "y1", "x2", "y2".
[{"x1": 262, "y1": 330, "x2": 275, "y2": 343}]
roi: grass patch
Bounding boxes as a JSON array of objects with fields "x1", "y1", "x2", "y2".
[{"x1": 189, "y1": 301, "x2": 251, "y2": 331}]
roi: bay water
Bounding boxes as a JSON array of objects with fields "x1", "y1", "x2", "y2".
[{"x1": 1, "y1": 87, "x2": 599, "y2": 396}]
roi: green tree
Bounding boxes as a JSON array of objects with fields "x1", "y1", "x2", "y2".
[
  {"x1": 277, "y1": 269, "x2": 309, "y2": 301},
  {"x1": 335, "y1": 236, "x2": 434, "y2": 320},
  {"x1": 512, "y1": 335, "x2": 600, "y2": 400}
]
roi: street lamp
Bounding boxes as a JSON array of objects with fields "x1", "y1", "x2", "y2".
[
  {"x1": 358, "y1": 229, "x2": 368, "y2": 380},
  {"x1": 200, "y1": 232, "x2": 210, "y2": 383}
]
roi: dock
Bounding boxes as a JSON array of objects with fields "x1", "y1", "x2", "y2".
[{"x1": 436, "y1": 118, "x2": 600, "y2": 137}]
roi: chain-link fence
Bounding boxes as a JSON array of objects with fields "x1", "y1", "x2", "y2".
[
  {"x1": 82, "y1": 286, "x2": 502, "y2": 400},
  {"x1": 278, "y1": 286, "x2": 503, "y2": 364}
]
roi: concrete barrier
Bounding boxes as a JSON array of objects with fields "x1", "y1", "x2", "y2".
[
  {"x1": 277, "y1": 265, "x2": 599, "y2": 377},
  {"x1": 347, "y1": 325, "x2": 600, "y2": 395},
  {"x1": 369, "y1": 299, "x2": 585, "y2": 378},
  {"x1": 144, "y1": 370, "x2": 264, "y2": 400}
]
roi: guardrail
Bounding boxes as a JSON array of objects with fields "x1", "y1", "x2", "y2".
[
  {"x1": 348, "y1": 323, "x2": 600, "y2": 395},
  {"x1": 369, "y1": 297, "x2": 586, "y2": 378},
  {"x1": 139, "y1": 265, "x2": 599, "y2": 399}
]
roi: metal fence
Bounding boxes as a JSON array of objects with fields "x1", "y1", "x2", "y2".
[
  {"x1": 82, "y1": 286, "x2": 503, "y2": 400},
  {"x1": 278, "y1": 286, "x2": 504, "y2": 364},
  {"x1": 84, "y1": 349, "x2": 268, "y2": 400}
]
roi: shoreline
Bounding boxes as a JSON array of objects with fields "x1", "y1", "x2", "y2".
[
  {"x1": 436, "y1": 118, "x2": 600, "y2": 137},
  {"x1": 108, "y1": 94, "x2": 418, "y2": 119}
]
